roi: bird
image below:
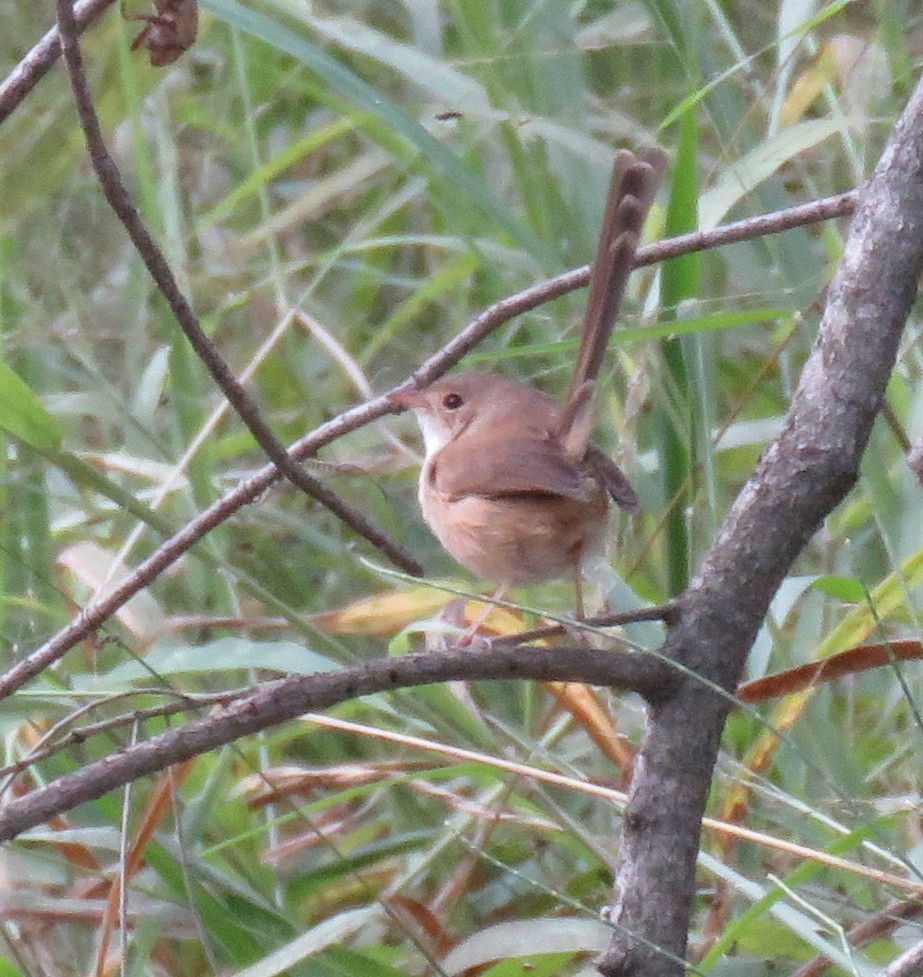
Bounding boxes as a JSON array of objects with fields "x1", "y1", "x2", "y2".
[{"x1": 389, "y1": 148, "x2": 666, "y2": 634}]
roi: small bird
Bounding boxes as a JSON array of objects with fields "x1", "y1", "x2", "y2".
[{"x1": 390, "y1": 148, "x2": 666, "y2": 629}]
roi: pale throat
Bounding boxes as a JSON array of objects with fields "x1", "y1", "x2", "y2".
[{"x1": 414, "y1": 411, "x2": 453, "y2": 459}]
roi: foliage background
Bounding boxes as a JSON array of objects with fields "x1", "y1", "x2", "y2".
[{"x1": 1, "y1": 1, "x2": 922, "y2": 975}]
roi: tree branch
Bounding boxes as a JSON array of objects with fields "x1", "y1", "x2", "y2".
[
  {"x1": 405, "y1": 191, "x2": 856, "y2": 388},
  {"x1": 0, "y1": 603, "x2": 679, "y2": 790},
  {"x1": 0, "y1": 644, "x2": 673, "y2": 842},
  {"x1": 0, "y1": 0, "x2": 116, "y2": 126},
  {"x1": 597, "y1": 75, "x2": 923, "y2": 977}
]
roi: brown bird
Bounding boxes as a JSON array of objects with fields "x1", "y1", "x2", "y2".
[{"x1": 390, "y1": 148, "x2": 666, "y2": 631}]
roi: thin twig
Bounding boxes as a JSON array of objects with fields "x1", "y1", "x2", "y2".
[
  {"x1": 489, "y1": 603, "x2": 678, "y2": 648},
  {"x1": 790, "y1": 898, "x2": 923, "y2": 977},
  {"x1": 54, "y1": 0, "x2": 421, "y2": 578},
  {"x1": 404, "y1": 190, "x2": 857, "y2": 388},
  {"x1": 0, "y1": 0, "x2": 117, "y2": 126},
  {"x1": 0, "y1": 690, "x2": 234, "y2": 787}
]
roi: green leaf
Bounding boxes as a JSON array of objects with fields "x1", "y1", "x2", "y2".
[
  {"x1": 74, "y1": 637, "x2": 340, "y2": 689},
  {"x1": 811, "y1": 575, "x2": 866, "y2": 604},
  {"x1": 0, "y1": 360, "x2": 64, "y2": 450},
  {"x1": 202, "y1": 0, "x2": 545, "y2": 257},
  {"x1": 323, "y1": 946, "x2": 413, "y2": 977},
  {"x1": 230, "y1": 907, "x2": 379, "y2": 977},
  {"x1": 658, "y1": 103, "x2": 700, "y2": 596}
]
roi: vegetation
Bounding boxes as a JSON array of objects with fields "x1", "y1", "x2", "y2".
[{"x1": 0, "y1": 1, "x2": 921, "y2": 975}]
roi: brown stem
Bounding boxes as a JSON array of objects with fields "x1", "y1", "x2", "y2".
[{"x1": 0, "y1": 0, "x2": 117, "y2": 125}]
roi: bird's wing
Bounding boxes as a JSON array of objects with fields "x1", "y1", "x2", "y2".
[{"x1": 431, "y1": 435, "x2": 595, "y2": 502}]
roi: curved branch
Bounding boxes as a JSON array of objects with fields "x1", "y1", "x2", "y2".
[
  {"x1": 0, "y1": 644, "x2": 673, "y2": 842},
  {"x1": 598, "y1": 75, "x2": 923, "y2": 977}
]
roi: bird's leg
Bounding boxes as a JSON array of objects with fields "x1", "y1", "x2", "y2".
[{"x1": 455, "y1": 583, "x2": 510, "y2": 647}]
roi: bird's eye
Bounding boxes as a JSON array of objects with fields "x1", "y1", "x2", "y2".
[{"x1": 442, "y1": 392, "x2": 464, "y2": 410}]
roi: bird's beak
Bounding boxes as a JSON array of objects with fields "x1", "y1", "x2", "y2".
[{"x1": 387, "y1": 387, "x2": 428, "y2": 410}]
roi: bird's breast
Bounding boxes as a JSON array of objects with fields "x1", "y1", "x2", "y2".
[{"x1": 418, "y1": 454, "x2": 607, "y2": 586}]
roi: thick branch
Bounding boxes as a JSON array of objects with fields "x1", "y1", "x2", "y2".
[
  {"x1": 0, "y1": 605, "x2": 679, "y2": 789},
  {"x1": 0, "y1": 645, "x2": 672, "y2": 842},
  {"x1": 598, "y1": 77, "x2": 923, "y2": 977}
]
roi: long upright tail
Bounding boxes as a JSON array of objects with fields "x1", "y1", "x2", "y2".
[{"x1": 563, "y1": 147, "x2": 668, "y2": 416}]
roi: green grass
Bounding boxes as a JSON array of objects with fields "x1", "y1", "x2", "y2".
[{"x1": 1, "y1": 1, "x2": 922, "y2": 974}]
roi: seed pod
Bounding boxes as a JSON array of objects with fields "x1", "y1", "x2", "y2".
[{"x1": 128, "y1": 0, "x2": 198, "y2": 66}]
